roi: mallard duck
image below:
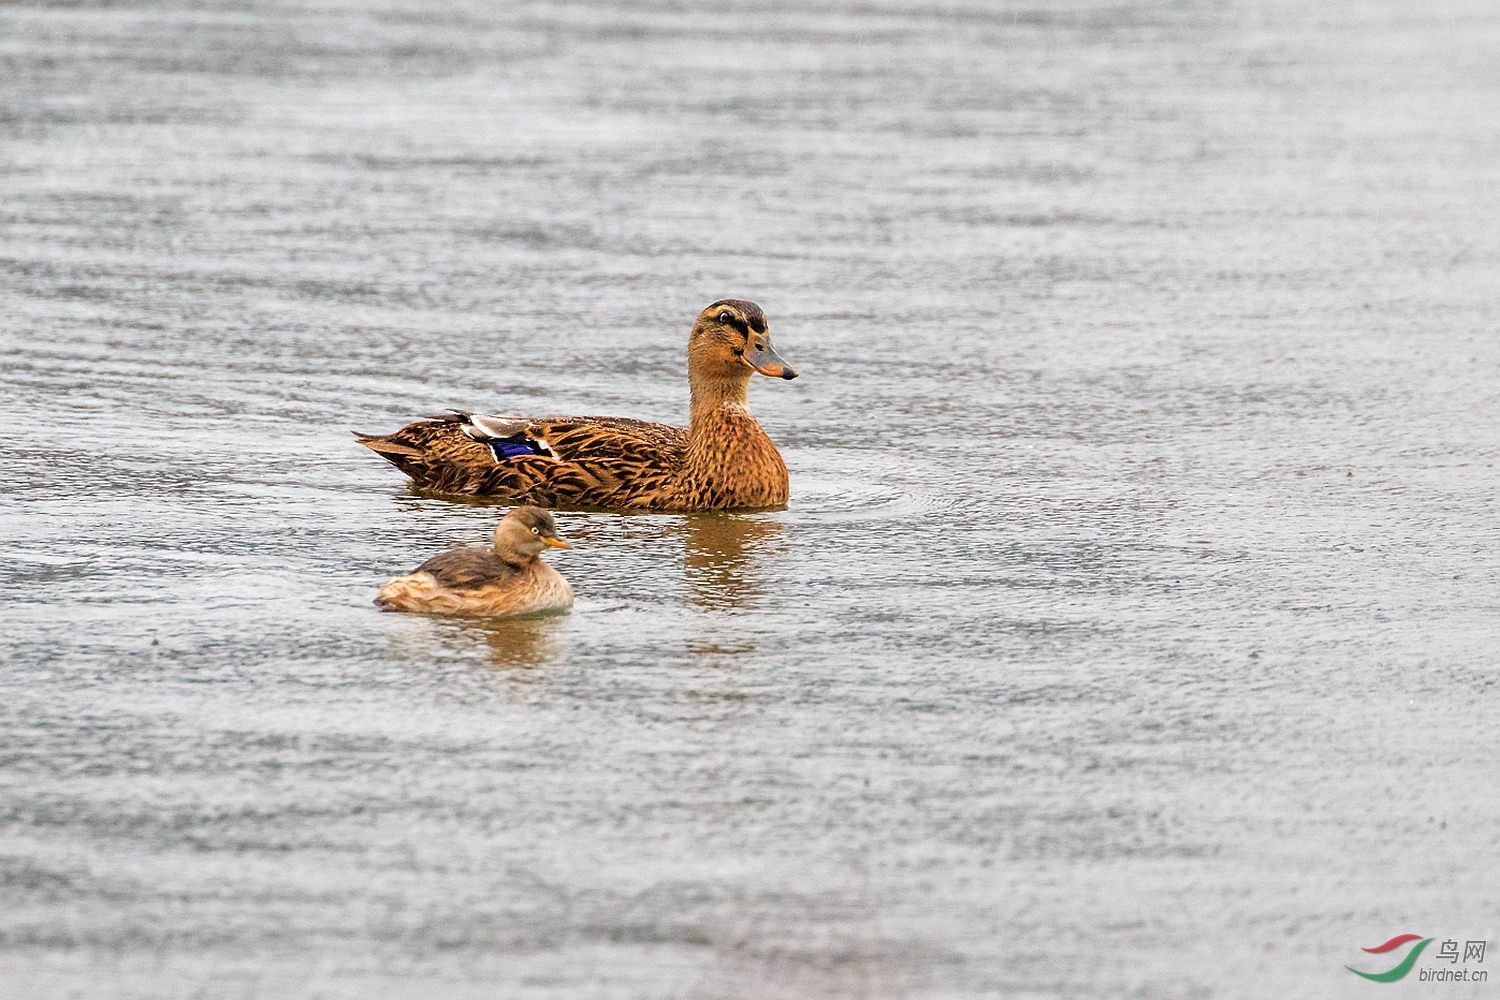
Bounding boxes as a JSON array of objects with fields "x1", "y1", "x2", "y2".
[
  {"x1": 356, "y1": 299, "x2": 798, "y2": 511},
  {"x1": 374, "y1": 506, "x2": 573, "y2": 617}
]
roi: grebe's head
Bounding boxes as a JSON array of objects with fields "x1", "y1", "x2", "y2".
[{"x1": 493, "y1": 506, "x2": 570, "y2": 562}]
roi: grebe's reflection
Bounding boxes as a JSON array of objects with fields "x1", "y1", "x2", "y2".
[
  {"x1": 448, "y1": 613, "x2": 568, "y2": 670},
  {"x1": 678, "y1": 514, "x2": 785, "y2": 610}
]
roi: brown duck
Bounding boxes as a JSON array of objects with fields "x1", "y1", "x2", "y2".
[
  {"x1": 375, "y1": 506, "x2": 573, "y2": 617},
  {"x1": 355, "y1": 299, "x2": 798, "y2": 511}
]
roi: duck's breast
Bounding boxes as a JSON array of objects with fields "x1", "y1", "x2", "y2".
[{"x1": 683, "y1": 409, "x2": 789, "y2": 509}]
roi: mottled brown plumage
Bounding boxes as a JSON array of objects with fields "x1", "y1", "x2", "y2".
[
  {"x1": 356, "y1": 300, "x2": 797, "y2": 512},
  {"x1": 375, "y1": 506, "x2": 573, "y2": 617}
]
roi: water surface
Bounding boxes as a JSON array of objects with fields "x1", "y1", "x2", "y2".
[{"x1": 3, "y1": 1, "x2": 1499, "y2": 998}]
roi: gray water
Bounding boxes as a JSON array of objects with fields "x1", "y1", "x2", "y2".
[{"x1": 3, "y1": 2, "x2": 1499, "y2": 998}]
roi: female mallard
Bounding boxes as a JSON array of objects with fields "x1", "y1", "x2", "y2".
[
  {"x1": 356, "y1": 299, "x2": 798, "y2": 511},
  {"x1": 374, "y1": 506, "x2": 573, "y2": 617}
]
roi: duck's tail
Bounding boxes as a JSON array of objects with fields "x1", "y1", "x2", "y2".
[
  {"x1": 353, "y1": 413, "x2": 498, "y2": 493},
  {"x1": 352, "y1": 432, "x2": 424, "y2": 458}
]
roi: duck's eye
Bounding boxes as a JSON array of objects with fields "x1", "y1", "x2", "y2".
[{"x1": 717, "y1": 311, "x2": 732, "y2": 324}]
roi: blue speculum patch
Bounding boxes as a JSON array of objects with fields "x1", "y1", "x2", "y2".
[{"x1": 487, "y1": 439, "x2": 541, "y2": 462}]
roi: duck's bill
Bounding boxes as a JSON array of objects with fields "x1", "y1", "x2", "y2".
[
  {"x1": 542, "y1": 537, "x2": 571, "y2": 549},
  {"x1": 746, "y1": 340, "x2": 798, "y2": 380}
]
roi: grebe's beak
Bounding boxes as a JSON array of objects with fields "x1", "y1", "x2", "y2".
[
  {"x1": 745, "y1": 337, "x2": 797, "y2": 380},
  {"x1": 542, "y1": 536, "x2": 571, "y2": 549}
]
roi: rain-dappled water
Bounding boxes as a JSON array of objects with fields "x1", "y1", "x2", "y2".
[{"x1": 3, "y1": 1, "x2": 1499, "y2": 998}]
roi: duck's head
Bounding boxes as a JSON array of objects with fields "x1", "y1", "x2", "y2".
[
  {"x1": 688, "y1": 299, "x2": 798, "y2": 382},
  {"x1": 493, "y1": 506, "x2": 570, "y2": 562}
]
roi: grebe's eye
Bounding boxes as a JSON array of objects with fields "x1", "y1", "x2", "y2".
[
  {"x1": 531, "y1": 527, "x2": 539, "y2": 535},
  {"x1": 717, "y1": 311, "x2": 732, "y2": 324}
]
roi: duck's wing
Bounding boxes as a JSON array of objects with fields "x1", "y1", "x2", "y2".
[
  {"x1": 356, "y1": 411, "x2": 687, "y2": 508},
  {"x1": 463, "y1": 413, "x2": 684, "y2": 466}
]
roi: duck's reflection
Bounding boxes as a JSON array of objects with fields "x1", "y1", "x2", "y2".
[{"x1": 678, "y1": 514, "x2": 785, "y2": 611}]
